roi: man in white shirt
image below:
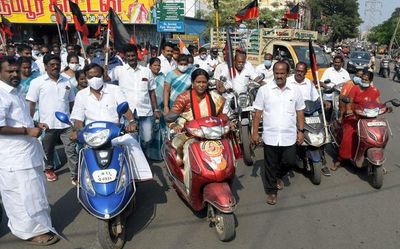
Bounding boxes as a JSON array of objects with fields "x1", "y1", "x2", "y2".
[
  {"x1": 252, "y1": 61, "x2": 305, "y2": 205},
  {"x1": 0, "y1": 56, "x2": 59, "y2": 245},
  {"x1": 110, "y1": 45, "x2": 160, "y2": 150},
  {"x1": 194, "y1": 47, "x2": 213, "y2": 73},
  {"x1": 17, "y1": 44, "x2": 40, "y2": 74},
  {"x1": 26, "y1": 54, "x2": 78, "y2": 184},
  {"x1": 287, "y1": 62, "x2": 319, "y2": 102},
  {"x1": 158, "y1": 42, "x2": 176, "y2": 75},
  {"x1": 70, "y1": 63, "x2": 152, "y2": 181},
  {"x1": 256, "y1": 53, "x2": 275, "y2": 85}
]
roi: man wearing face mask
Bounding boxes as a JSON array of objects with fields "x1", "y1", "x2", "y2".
[
  {"x1": 332, "y1": 71, "x2": 381, "y2": 171},
  {"x1": 158, "y1": 42, "x2": 177, "y2": 75},
  {"x1": 61, "y1": 44, "x2": 85, "y2": 69},
  {"x1": 256, "y1": 53, "x2": 275, "y2": 84},
  {"x1": 194, "y1": 47, "x2": 213, "y2": 73},
  {"x1": 26, "y1": 54, "x2": 78, "y2": 184},
  {"x1": 208, "y1": 47, "x2": 222, "y2": 70},
  {"x1": 70, "y1": 63, "x2": 153, "y2": 181},
  {"x1": 110, "y1": 44, "x2": 160, "y2": 151},
  {"x1": 0, "y1": 56, "x2": 60, "y2": 246}
]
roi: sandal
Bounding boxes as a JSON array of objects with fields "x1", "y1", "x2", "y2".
[
  {"x1": 266, "y1": 193, "x2": 278, "y2": 205},
  {"x1": 330, "y1": 161, "x2": 341, "y2": 171},
  {"x1": 26, "y1": 232, "x2": 59, "y2": 246}
]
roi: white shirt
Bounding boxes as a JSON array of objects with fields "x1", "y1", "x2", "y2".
[
  {"x1": 253, "y1": 80, "x2": 305, "y2": 146},
  {"x1": 255, "y1": 63, "x2": 274, "y2": 85},
  {"x1": 214, "y1": 61, "x2": 226, "y2": 80},
  {"x1": 61, "y1": 72, "x2": 78, "y2": 88},
  {"x1": 110, "y1": 64, "x2": 156, "y2": 117},
  {"x1": 194, "y1": 55, "x2": 213, "y2": 73},
  {"x1": 287, "y1": 75, "x2": 319, "y2": 101},
  {"x1": 158, "y1": 54, "x2": 176, "y2": 75},
  {"x1": 26, "y1": 74, "x2": 75, "y2": 129},
  {"x1": 61, "y1": 54, "x2": 85, "y2": 70},
  {"x1": 0, "y1": 81, "x2": 44, "y2": 171},
  {"x1": 35, "y1": 56, "x2": 46, "y2": 75},
  {"x1": 70, "y1": 84, "x2": 127, "y2": 124},
  {"x1": 219, "y1": 63, "x2": 258, "y2": 94},
  {"x1": 320, "y1": 67, "x2": 350, "y2": 101}
]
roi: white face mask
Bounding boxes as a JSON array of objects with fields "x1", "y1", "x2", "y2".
[
  {"x1": 88, "y1": 77, "x2": 104, "y2": 90},
  {"x1": 68, "y1": 63, "x2": 80, "y2": 71},
  {"x1": 177, "y1": 65, "x2": 188, "y2": 73},
  {"x1": 200, "y1": 54, "x2": 207, "y2": 60}
]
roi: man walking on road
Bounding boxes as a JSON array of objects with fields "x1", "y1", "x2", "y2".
[
  {"x1": 252, "y1": 61, "x2": 305, "y2": 205},
  {"x1": 0, "y1": 56, "x2": 59, "y2": 246}
]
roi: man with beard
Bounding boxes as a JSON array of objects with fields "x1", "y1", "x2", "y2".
[
  {"x1": 0, "y1": 56, "x2": 59, "y2": 246},
  {"x1": 158, "y1": 42, "x2": 177, "y2": 75}
]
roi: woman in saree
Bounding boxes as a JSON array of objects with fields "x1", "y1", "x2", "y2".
[
  {"x1": 165, "y1": 69, "x2": 227, "y2": 191},
  {"x1": 332, "y1": 71, "x2": 381, "y2": 170},
  {"x1": 163, "y1": 54, "x2": 193, "y2": 114}
]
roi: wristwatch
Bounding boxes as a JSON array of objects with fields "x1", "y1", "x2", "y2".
[
  {"x1": 128, "y1": 119, "x2": 136, "y2": 124},
  {"x1": 297, "y1": 128, "x2": 305, "y2": 133}
]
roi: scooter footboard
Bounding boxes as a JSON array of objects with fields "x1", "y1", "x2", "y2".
[
  {"x1": 366, "y1": 148, "x2": 385, "y2": 166},
  {"x1": 203, "y1": 182, "x2": 236, "y2": 213}
]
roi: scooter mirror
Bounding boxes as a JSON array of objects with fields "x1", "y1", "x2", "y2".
[
  {"x1": 117, "y1": 101, "x2": 129, "y2": 119},
  {"x1": 341, "y1": 96, "x2": 351, "y2": 104},
  {"x1": 390, "y1": 98, "x2": 400, "y2": 107},
  {"x1": 324, "y1": 79, "x2": 331, "y2": 84},
  {"x1": 55, "y1": 112, "x2": 72, "y2": 125}
]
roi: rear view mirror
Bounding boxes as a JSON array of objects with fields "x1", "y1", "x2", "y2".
[
  {"x1": 341, "y1": 96, "x2": 351, "y2": 104},
  {"x1": 324, "y1": 79, "x2": 331, "y2": 84},
  {"x1": 117, "y1": 102, "x2": 129, "y2": 119},
  {"x1": 390, "y1": 98, "x2": 400, "y2": 107},
  {"x1": 55, "y1": 112, "x2": 72, "y2": 125}
]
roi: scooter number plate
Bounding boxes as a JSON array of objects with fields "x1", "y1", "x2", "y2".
[
  {"x1": 367, "y1": 121, "x2": 386, "y2": 127},
  {"x1": 92, "y1": 169, "x2": 117, "y2": 183},
  {"x1": 305, "y1": 117, "x2": 320, "y2": 124},
  {"x1": 241, "y1": 106, "x2": 254, "y2": 112}
]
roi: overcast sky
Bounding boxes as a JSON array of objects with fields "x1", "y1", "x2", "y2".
[{"x1": 358, "y1": 0, "x2": 400, "y2": 31}]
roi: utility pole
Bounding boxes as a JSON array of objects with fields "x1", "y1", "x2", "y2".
[{"x1": 388, "y1": 15, "x2": 400, "y2": 55}]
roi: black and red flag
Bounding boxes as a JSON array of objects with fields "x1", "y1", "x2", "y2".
[
  {"x1": 0, "y1": 15, "x2": 13, "y2": 38},
  {"x1": 284, "y1": 3, "x2": 300, "y2": 20},
  {"x1": 68, "y1": 0, "x2": 89, "y2": 44},
  {"x1": 108, "y1": 8, "x2": 135, "y2": 52},
  {"x1": 224, "y1": 31, "x2": 236, "y2": 79},
  {"x1": 94, "y1": 20, "x2": 102, "y2": 38},
  {"x1": 53, "y1": 4, "x2": 68, "y2": 31},
  {"x1": 309, "y1": 39, "x2": 318, "y2": 84},
  {"x1": 235, "y1": 0, "x2": 259, "y2": 22}
]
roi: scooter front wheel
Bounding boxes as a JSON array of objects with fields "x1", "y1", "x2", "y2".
[
  {"x1": 97, "y1": 218, "x2": 126, "y2": 249},
  {"x1": 214, "y1": 211, "x2": 235, "y2": 242},
  {"x1": 309, "y1": 161, "x2": 322, "y2": 185},
  {"x1": 369, "y1": 164, "x2": 383, "y2": 189}
]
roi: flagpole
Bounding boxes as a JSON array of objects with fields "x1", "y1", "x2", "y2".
[
  {"x1": 56, "y1": 22, "x2": 63, "y2": 46},
  {"x1": 0, "y1": 32, "x2": 6, "y2": 48},
  {"x1": 76, "y1": 31, "x2": 87, "y2": 59},
  {"x1": 104, "y1": 28, "x2": 110, "y2": 66}
]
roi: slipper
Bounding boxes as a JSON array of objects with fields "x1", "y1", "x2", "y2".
[
  {"x1": 277, "y1": 179, "x2": 284, "y2": 190},
  {"x1": 26, "y1": 233, "x2": 59, "y2": 246},
  {"x1": 266, "y1": 194, "x2": 277, "y2": 205},
  {"x1": 330, "y1": 161, "x2": 341, "y2": 171}
]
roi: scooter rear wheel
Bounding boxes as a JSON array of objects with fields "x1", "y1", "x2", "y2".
[
  {"x1": 214, "y1": 212, "x2": 235, "y2": 242},
  {"x1": 97, "y1": 218, "x2": 126, "y2": 249}
]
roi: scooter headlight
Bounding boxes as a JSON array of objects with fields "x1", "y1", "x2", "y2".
[
  {"x1": 363, "y1": 108, "x2": 379, "y2": 118},
  {"x1": 83, "y1": 129, "x2": 110, "y2": 148},
  {"x1": 306, "y1": 131, "x2": 325, "y2": 146}
]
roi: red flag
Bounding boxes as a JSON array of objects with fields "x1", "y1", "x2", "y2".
[
  {"x1": 94, "y1": 20, "x2": 102, "y2": 38},
  {"x1": 224, "y1": 31, "x2": 236, "y2": 79},
  {"x1": 235, "y1": 0, "x2": 259, "y2": 22},
  {"x1": 284, "y1": 4, "x2": 299, "y2": 20},
  {"x1": 108, "y1": 8, "x2": 134, "y2": 52},
  {"x1": 68, "y1": 0, "x2": 89, "y2": 44},
  {"x1": 0, "y1": 15, "x2": 13, "y2": 38},
  {"x1": 309, "y1": 39, "x2": 318, "y2": 84},
  {"x1": 53, "y1": 4, "x2": 68, "y2": 31}
]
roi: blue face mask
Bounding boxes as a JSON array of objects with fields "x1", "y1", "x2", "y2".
[
  {"x1": 359, "y1": 81, "x2": 370, "y2": 88},
  {"x1": 264, "y1": 60, "x2": 272, "y2": 68},
  {"x1": 353, "y1": 76, "x2": 362, "y2": 85}
]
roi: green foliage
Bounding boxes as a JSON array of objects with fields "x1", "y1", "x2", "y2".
[
  {"x1": 367, "y1": 8, "x2": 400, "y2": 45},
  {"x1": 305, "y1": 0, "x2": 362, "y2": 43}
]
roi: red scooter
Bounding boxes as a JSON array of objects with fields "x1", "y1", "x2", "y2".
[
  {"x1": 330, "y1": 98, "x2": 400, "y2": 189},
  {"x1": 164, "y1": 116, "x2": 237, "y2": 241}
]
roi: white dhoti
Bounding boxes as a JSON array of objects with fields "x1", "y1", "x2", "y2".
[
  {"x1": 111, "y1": 134, "x2": 153, "y2": 181},
  {"x1": 0, "y1": 166, "x2": 56, "y2": 240}
]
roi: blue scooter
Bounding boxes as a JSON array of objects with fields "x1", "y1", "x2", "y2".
[{"x1": 56, "y1": 102, "x2": 135, "y2": 249}]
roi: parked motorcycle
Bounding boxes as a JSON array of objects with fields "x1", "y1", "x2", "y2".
[
  {"x1": 329, "y1": 94, "x2": 400, "y2": 189},
  {"x1": 163, "y1": 116, "x2": 237, "y2": 241},
  {"x1": 393, "y1": 61, "x2": 400, "y2": 82},
  {"x1": 55, "y1": 102, "x2": 135, "y2": 249},
  {"x1": 297, "y1": 100, "x2": 329, "y2": 185},
  {"x1": 379, "y1": 57, "x2": 390, "y2": 78}
]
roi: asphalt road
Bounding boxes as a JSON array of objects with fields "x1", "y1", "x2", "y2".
[{"x1": 1, "y1": 75, "x2": 400, "y2": 249}]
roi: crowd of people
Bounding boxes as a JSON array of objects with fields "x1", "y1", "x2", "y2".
[{"x1": 0, "y1": 37, "x2": 386, "y2": 245}]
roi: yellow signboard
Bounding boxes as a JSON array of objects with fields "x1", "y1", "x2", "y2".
[{"x1": 0, "y1": 0, "x2": 156, "y2": 24}]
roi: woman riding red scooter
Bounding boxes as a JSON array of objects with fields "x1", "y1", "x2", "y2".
[{"x1": 332, "y1": 71, "x2": 383, "y2": 170}]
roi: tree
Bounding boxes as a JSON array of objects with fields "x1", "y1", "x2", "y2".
[
  {"x1": 367, "y1": 8, "x2": 400, "y2": 46},
  {"x1": 305, "y1": 0, "x2": 362, "y2": 44}
]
